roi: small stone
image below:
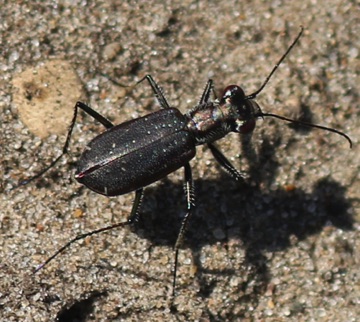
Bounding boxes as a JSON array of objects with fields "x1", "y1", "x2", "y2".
[
  {"x1": 12, "y1": 60, "x2": 85, "y2": 138},
  {"x1": 102, "y1": 42, "x2": 122, "y2": 61}
]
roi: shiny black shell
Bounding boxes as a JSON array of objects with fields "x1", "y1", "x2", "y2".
[{"x1": 75, "y1": 108, "x2": 195, "y2": 196}]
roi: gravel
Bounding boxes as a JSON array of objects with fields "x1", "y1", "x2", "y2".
[{"x1": 1, "y1": 1, "x2": 359, "y2": 321}]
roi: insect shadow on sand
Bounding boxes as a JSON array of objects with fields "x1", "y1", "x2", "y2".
[{"x1": 132, "y1": 132, "x2": 353, "y2": 302}]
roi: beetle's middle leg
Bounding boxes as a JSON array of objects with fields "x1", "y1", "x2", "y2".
[
  {"x1": 136, "y1": 75, "x2": 171, "y2": 110},
  {"x1": 172, "y1": 162, "x2": 195, "y2": 298},
  {"x1": 102, "y1": 73, "x2": 172, "y2": 110}
]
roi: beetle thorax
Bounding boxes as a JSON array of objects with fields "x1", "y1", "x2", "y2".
[{"x1": 186, "y1": 101, "x2": 238, "y2": 145}]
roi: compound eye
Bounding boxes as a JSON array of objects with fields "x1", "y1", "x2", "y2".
[{"x1": 221, "y1": 85, "x2": 245, "y2": 104}]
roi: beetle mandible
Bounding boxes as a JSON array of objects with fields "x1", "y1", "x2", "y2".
[{"x1": 15, "y1": 27, "x2": 352, "y2": 298}]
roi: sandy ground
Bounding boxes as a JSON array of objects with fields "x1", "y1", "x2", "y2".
[{"x1": 0, "y1": 1, "x2": 359, "y2": 321}]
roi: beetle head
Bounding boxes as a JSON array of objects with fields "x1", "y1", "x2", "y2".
[{"x1": 220, "y1": 85, "x2": 262, "y2": 134}]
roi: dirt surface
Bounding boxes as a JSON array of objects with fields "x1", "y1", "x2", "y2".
[{"x1": 0, "y1": 1, "x2": 359, "y2": 321}]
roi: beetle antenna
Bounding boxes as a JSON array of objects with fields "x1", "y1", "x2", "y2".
[
  {"x1": 260, "y1": 112, "x2": 352, "y2": 148},
  {"x1": 246, "y1": 26, "x2": 304, "y2": 100}
]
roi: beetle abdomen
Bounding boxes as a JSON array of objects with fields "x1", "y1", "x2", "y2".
[{"x1": 75, "y1": 108, "x2": 196, "y2": 196}]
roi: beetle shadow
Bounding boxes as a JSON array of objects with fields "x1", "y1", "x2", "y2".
[{"x1": 133, "y1": 135, "x2": 353, "y2": 302}]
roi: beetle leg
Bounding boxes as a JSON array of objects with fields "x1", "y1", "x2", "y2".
[
  {"x1": 75, "y1": 101, "x2": 114, "y2": 129},
  {"x1": 208, "y1": 143, "x2": 245, "y2": 181},
  {"x1": 198, "y1": 79, "x2": 215, "y2": 105},
  {"x1": 34, "y1": 188, "x2": 143, "y2": 274},
  {"x1": 100, "y1": 73, "x2": 172, "y2": 110},
  {"x1": 136, "y1": 74, "x2": 171, "y2": 110},
  {"x1": 172, "y1": 162, "x2": 195, "y2": 297},
  {"x1": 34, "y1": 219, "x2": 134, "y2": 274},
  {"x1": 128, "y1": 188, "x2": 144, "y2": 223},
  {"x1": 13, "y1": 102, "x2": 114, "y2": 189}
]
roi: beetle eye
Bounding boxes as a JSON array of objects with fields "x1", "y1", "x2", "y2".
[
  {"x1": 222, "y1": 85, "x2": 237, "y2": 98},
  {"x1": 221, "y1": 85, "x2": 245, "y2": 104}
]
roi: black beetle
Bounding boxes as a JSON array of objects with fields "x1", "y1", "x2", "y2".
[{"x1": 15, "y1": 27, "x2": 352, "y2": 298}]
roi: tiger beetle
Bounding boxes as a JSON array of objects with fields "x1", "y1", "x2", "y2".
[{"x1": 14, "y1": 27, "x2": 352, "y2": 299}]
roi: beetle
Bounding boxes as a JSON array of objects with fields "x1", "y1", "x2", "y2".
[{"x1": 15, "y1": 27, "x2": 352, "y2": 298}]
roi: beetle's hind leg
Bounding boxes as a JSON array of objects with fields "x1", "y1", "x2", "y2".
[
  {"x1": 12, "y1": 101, "x2": 114, "y2": 189},
  {"x1": 33, "y1": 188, "x2": 144, "y2": 274}
]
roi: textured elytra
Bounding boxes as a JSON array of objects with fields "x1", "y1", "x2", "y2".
[{"x1": 76, "y1": 108, "x2": 196, "y2": 196}]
